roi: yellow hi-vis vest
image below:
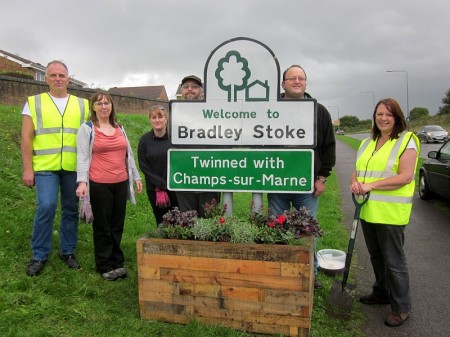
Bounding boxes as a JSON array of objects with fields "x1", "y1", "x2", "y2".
[
  {"x1": 29, "y1": 93, "x2": 89, "y2": 172},
  {"x1": 355, "y1": 131, "x2": 420, "y2": 225}
]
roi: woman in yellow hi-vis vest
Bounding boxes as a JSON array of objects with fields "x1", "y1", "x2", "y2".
[{"x1": 350, "y1": 98, "x2": 420, "y2": 328}]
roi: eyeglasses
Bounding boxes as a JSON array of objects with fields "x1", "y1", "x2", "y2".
[
  {"x1": 181, "y1": 83, "x2": 200, "y2": 89},
  {"x1": 284, "y1": 76, "x2": 306, "y2": 82},
  {"x1": 94, "y1": 101, "x2": 111, "y2": 107}
]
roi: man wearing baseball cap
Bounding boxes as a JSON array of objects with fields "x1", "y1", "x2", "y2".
[
  {"x1": 180, "y1": 75, "x2": 203, "y2": 100},
  {"x1": 175, "y1": 75, "x2": 220, "y2": 217}
]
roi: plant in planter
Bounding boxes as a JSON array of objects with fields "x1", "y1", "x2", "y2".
[{"x1": 154, "y1": 199, "x2": 323, "y2": 244}]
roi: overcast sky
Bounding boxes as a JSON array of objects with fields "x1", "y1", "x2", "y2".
[{"x1": 1, "y1": 0, "x2": 449, "y2": 121}]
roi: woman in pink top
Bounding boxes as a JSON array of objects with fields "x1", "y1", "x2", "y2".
[{"x1": 76, "y1": 93, "x2": 142, "y2": 281}]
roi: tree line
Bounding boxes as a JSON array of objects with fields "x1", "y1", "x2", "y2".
[{"x1": 338, "y1": 88, "x2": 450, "y2": 131}]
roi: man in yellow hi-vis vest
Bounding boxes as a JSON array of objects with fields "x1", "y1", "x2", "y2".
[{"x1": 21, "y1": 60, "x2": 89, "y2": 276}]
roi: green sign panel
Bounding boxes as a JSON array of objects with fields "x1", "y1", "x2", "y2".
[{"x1": 168, "y1": 149, "x2": 313, "y2": 193}]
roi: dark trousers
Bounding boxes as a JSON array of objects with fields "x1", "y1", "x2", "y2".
[
  {"x1": 176, "y1": 191, "x2": 220, "y2": 218},
  {"x1": 146, "y1": 188, "x2": 179, "y2": 225},
  {"x1": 361, "y1": 219, "x2": 411, "y2": 313},
  {"x1": 89, "y1": 180, "x2": 128, "y2": 274}
]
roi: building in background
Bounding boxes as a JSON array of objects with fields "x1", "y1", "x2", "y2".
[{"x1": 0, "y1": 49, "x2": 86, "y2": 87}]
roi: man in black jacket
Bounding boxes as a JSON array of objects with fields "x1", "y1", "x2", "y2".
[
  {"x1": 175, "y1": 75, "x2": 220, "y2": 217},
  {"x1": 267, "y1": 65, "x2": 336, "y2": 289}
]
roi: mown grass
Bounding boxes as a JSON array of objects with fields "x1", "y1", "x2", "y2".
[{"x1": 0, "y1": 105, "x2": 365, "y2": 337}]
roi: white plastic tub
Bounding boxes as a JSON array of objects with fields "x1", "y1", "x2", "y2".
[{"x1": 317, "y1": 249, "x2": 346, "y2": 275}]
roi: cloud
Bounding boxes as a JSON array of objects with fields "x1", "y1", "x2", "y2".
[{"x1": 1, "y1": 0, "x2": 449, "y2": 117}]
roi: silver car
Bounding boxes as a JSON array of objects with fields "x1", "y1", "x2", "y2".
[{"x1": 417, "y1": 125, "x2": 448, "y2": 143}]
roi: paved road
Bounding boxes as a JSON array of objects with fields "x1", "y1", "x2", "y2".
[{"x1": 334, "y1": 140, "x2": 450, "y2": 337}]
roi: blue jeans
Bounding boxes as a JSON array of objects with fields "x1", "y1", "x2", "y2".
[
  {"x1": 268, "y1": 193, "x2": 319, "y2": 275},
  {"x1": 31, "y1": 171, "x2": 79, "y2": 260}
]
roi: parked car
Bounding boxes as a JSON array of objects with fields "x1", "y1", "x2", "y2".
[
  {"x1": 416, "y1": 125, "x2": 448, "y2": 143},
  {"x1": 419, "y1": 139, "x2": 450, "y2": 200},
  {"x1": 336, "y1": 129, "x2": 345, "y2": 135}
]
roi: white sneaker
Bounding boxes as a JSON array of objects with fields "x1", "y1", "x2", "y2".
[
  {"x1": 101, "y1": 270, "x2": 118, "y2": 281},
  {"x1": 114, "y1": 267, "x2": 127, "y2": 279}
]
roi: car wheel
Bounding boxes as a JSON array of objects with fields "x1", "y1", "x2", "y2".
[{"x1": 419, "y1": 171, "x2": 433, "y2": 200}]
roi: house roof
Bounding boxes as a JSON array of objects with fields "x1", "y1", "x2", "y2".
[
  {"x1": 0, "y1": 49, "x2": 86, "y2": 87},
  {"x1": 0, "y1": 49, "x2": 45, "y2": 72},
  {"x1": 108, "y1": 85, "x2": 168, "y2": 100}
]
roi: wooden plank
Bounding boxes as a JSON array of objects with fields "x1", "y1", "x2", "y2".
[
  {"x1": 263, "y1": 289, "x2": 311, "y2": 306},
  {"x1": 140, "y1": 253, "x2": 293, "y2": 276},
  {"x1": 137, "y1": 265, "x2": 160, "y2": 280},
  {"x1": 138, "y1": 237, "x2": 312, "y2": 263},
  {"x1": 159, "y1": 267, "x2": 303, "y2": 291},
  {"x1": 141, "y1": 300, "x2": 187, "y2": 315},
  {"x1": 219, "y1": 286, "x2": 263, "y2": 302},
  {"x1": 177, "y1": 282, "x2": 221, "y2": 298},
  {"x1": 281, "y1": 261, "x2": 311, "y2": 277},
  {"x1": 173, "y1": 294, "x2": 306, "y2": 316},
  {"x1": 193, "y1": 305, "x2": 311, "y2": 327},
  {"x1": 217, "y1": 297, "x2": 305, "y2": 316},
  {"x1": 138, "y1": 279, "x2": 175, "y2": 302},
  {"x1": 140, "y1": 306, "x2": 191, "y2": 325},
  {"x1": 243, "y1": 311, "x2": 311, "y2": 328},
  {"x1": 192, "y1": 315, "x2": 292, "y2": 336}
]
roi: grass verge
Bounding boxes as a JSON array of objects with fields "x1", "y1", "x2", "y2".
[{"x1": 0, "y1": 105, "x2": 365, "y2": 337}]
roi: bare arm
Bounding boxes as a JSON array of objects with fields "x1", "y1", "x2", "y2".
[
  {"x1": 314, "y1": 177, "x2": 327, "y2": 196},
  {"x1": 21, "y1": 115, "x2": 35, "y2": 187}
]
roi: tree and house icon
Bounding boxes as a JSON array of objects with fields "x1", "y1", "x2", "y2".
[{"x1": 215, "y1": 50, "x2": 270, "y2": 102}]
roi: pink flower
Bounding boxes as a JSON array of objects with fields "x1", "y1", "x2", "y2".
[{"x1": 268, "y1": 222, "x2": 275, "y2": 228}]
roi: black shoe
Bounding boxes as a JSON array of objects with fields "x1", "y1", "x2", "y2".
[
  {"x1": 59, "y1": 254, "x2": 81, "y2": 269},
  {"x1": 26, "y1": 260, "x2": 46, "y2": 276},
  {"x1": 385, "y1": 311, "x2": 410, "y2": 327},
  {"x1": 314, "y1": 278, "x2": 323, "y2": 289},
  {"x1": 360, "y1": 293, "x2": 390, "y2": 305}
]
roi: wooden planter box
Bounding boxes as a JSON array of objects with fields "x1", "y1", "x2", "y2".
[{"x1": 137, "y1": 237, "x2": 314, "y2": 337}]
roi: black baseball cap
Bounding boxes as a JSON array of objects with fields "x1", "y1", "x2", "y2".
[{"x1": 181, "y1": 75, "x2": 202, "y2": 87}]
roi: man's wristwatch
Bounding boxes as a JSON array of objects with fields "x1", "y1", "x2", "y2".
[{"x1": 317, "y1": 177, "x2": 327, "y2": 183}]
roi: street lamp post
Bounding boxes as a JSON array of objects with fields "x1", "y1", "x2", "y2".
[
  {"x1": 387, "y1": 70, "x2": 409, "y2": 129},
  {"x1": 360, "y1": 90, "x2": 375, "y2": 111},
  {"x1": 328, "y1": 105, "x2": 340, "y2": 120},
  {"x1": 328, "y1": 105, "x2": 340, "y2": 131}
]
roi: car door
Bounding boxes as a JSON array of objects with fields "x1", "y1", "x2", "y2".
[
  {"x1": 418, "y1": 127, "x2": 427, "y2": 142},
  {"x1": 427, "y1": 141, "x2": 450, "y2": 198}
]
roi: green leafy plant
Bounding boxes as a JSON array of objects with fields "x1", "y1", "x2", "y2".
[{"x1": 156, "y1": 199, "x2": 323, "y2": 244}]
